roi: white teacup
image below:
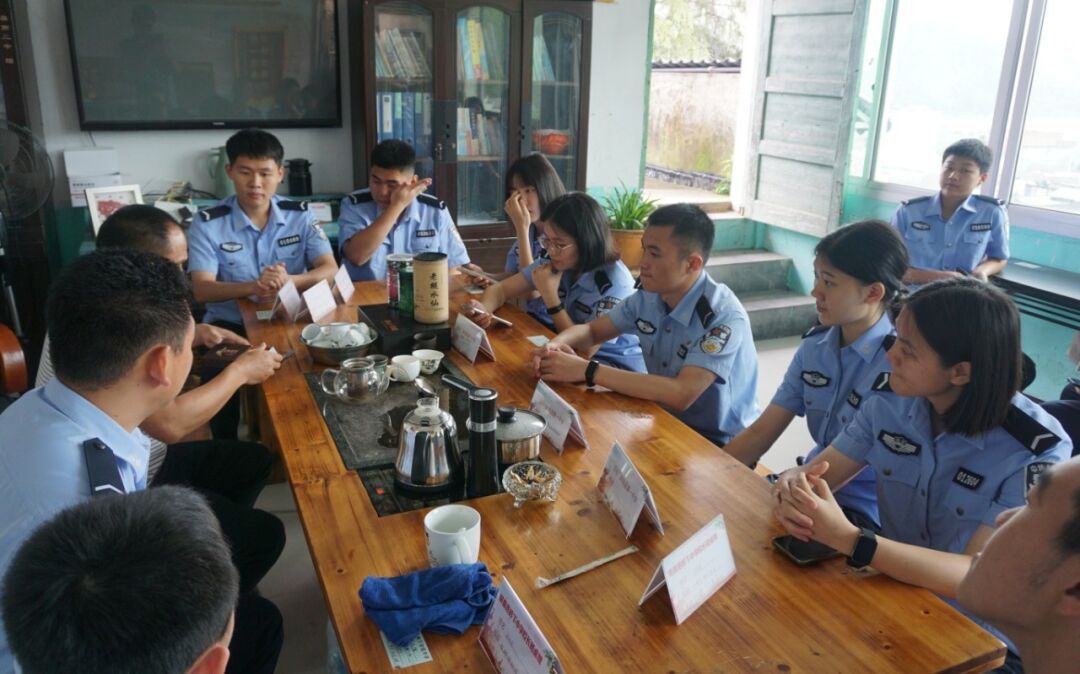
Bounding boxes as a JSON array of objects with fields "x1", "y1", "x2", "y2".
[
  {"x1": 411, "y1": 349, "x2": 445, "y2": 375},
  {"x1": 387, "y1": 354, "x2": 421, "y2": 382},
  {"x1": 424, "y1": 504, "x2": 480, "y2": 567}
]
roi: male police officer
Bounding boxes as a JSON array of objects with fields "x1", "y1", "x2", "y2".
[
  {"x1": 188, "y1": 128, "x2": 336, "y2": 332},
  {"x1": 339, "y1": 139, "x2": 476, "y2": 281},
  {"x1": 534, "y1": 203, "x2": 760, "y2": 446},
  {"x1": 892, "y1": 138, "x2": 1009, "y2": 286}
]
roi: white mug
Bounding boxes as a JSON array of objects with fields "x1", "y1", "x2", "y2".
[
  {"x1": 388, "y1": 354, "x2": 421, "y2": 382},
  {"x1": 424, "y1": 504, "x2": 480, "y2": 567},
  {"x1": 411, "y1": 349, "x2": 445, "y2": 375}
]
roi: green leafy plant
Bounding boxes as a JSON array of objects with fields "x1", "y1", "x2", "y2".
[{"x1": 604, "y1": 183, "x2": 658, "y2": 231}]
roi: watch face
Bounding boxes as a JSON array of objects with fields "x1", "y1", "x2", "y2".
[{"x1": 847, "y1": 528, "x2": 878, "y2": 568}]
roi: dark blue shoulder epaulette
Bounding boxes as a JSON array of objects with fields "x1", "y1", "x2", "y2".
[
  {"x1": 277, "y1": 199, "x2": 308, "y2": 211},
  {"x1": 1002, "y1": 404, "x2": 1062, "y2": 454},
  {"x1": 633, "y1": 275, "x2": 643, "y2": 289},
  {"x1": 871, "y1": 371, "x2": 893, "y2": 393},
  {"x1": 973, "y1": 194, "x2": 1006, "y2": 206},
  {"x1": 694, "y1": 295, "x2": 715, "y2": 328},
  {"x1": 802, "y1": 324, "x2": 828, "y2": 339},
  {"x1": 417, "y1": 193, "x2": 447, "y2": 210},
  {"x1": 197, "y1": 204, "x2": 231, "y2": 222},
  {"x1": 901, "y1": 195, "x2": 932, "y2": 206},
  {"x1": 594, "y1": 269, "x2": 613, "y2": 295},
  {"x1": 348, "y1": 190, "x2": 374, "y2": 205}
]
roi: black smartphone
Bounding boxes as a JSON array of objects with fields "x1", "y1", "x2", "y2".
[{"x1": 772, "y1": 534, "x2": 842, "y2": 566}]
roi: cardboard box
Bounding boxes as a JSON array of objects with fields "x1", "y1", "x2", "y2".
[
  {"x1": 64, "y1": 147, "x2": 118, "y2": 176},
  {"x1": 68, "y1": 173, "x2": 124, "y2": 207}
]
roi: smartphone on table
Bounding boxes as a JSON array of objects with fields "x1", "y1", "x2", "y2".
[{"x1": 771, "y1": 534, "x2": 842, "y2": 566}]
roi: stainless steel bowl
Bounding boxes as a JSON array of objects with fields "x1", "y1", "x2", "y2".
[{"x1": 299, "y1": 323, "x2": 376, "y2": 366}]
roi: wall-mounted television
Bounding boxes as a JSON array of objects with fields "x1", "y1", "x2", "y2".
[{"x1": 64, "y1": 0, "x2": 341, "y2": 130}]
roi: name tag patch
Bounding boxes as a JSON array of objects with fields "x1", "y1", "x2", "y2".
[
  {"x1": 1025, "y1": 461, "x2": 1052, "y2": 497},
  {"x1": 415, "y1": 229, "x2": 436, "y2": 238},
  {"x1": 219, "y1": 242, "x2": 243, "y2": 253},
  {"x1": 572, "y1": 300, "x2": 591, "y2": 315},
  {"x1": 847, "y1": 390, "x2": 862, "y2": 408},
  {"x1": 878, "y1": 430, "x2": 921, "y2": 456},
  {"x1": 700, "y1": 325, "x2": 732, "y2": 354},
  {"x1": 635, "y1": 319, "x2": 656, "y2": 335},
  {"x1": 801, "y1": 371, "x2": 829, "y2": 387},
  {"x1": 970, "y1": 222, "x2": 992, "y2": 232},
  {"x1": 277, "y1": 234, "x2": 301, "y2": 247},
  {"x1": 953, "y1": 468, "x2": 984, "y2": 490},
  {"x1": 911, "y1": 221, "x2": 931, "y2": 231},
  {"x1": 677, "y1": 343, "x2": 689, "y2": 359}
]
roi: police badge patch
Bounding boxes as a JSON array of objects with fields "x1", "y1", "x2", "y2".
[
  {"x1": 846, "y1": 390, "x2": 862, "y2": 408},
  {"x1": 635, "y1": 319, "x2": 656, "y2": 334},
  {"x1": 592, "y1": 296, "x2": 620, "y2": 316},
  {"x1": 878, "y1": 430, "x2": 921, "y2": 456},
  {"x1": 219, "y1": 242, "x2": 243, "y2": 253},
  {"x1": 699, "y1": 325, "x2": 732, "y2": 354},
  {"x1": 1025, "y1": 461, "x2": 1052, "y2": 497},
  {"x1": 800, "y1": 371, "x2": 829, "y2": 387},
  {"x1": 677, "y1": 343, "x2": 689, "y2": 359}
]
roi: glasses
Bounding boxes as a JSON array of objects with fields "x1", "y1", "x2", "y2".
[{"x1": 539, "y1": 235, "x2": 575, "y2": 253}]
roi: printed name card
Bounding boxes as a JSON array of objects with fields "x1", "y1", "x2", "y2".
[
  {"x1": 529, "y1": 380, "x2": 587, "y2": 452},
  {"x1": 302, "y1": 279, "x2": 337, "y2": 324},
  {"x1": 308, "y1": 201, "x2": 333, "y2": 224},
  {"x1": 278, "y1": 280, "x2": 306, "y2": 323},
  {"x1": 479, "y1": 578, "x2": 564, "y2": 674},
  {"x1": 638, "y1": 514, "x2": 736, "y2": 625},
  {"x1": 333, "y1": 263, "x2": 355, "y2": 304},
  {"x1": 452, "y1": 313, "x2": 496, "y2": 363},
  {"x1": 597, "y1": 441, "x2": 663, "y2": 538}
]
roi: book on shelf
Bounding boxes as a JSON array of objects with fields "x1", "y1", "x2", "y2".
[
  {"x1": 376, "y1": 91, "x2": 433, "y2": 158},
  {"x1": 376, "y1": 28, "x2": 431, "y2": 79},
  {"x1": 456, "y1": 15, "x2": 508, "y2": 82}
]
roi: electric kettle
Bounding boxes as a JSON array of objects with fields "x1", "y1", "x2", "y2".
[{"x1": 394, "y1": 396, "x2": 463, "y2": 493}]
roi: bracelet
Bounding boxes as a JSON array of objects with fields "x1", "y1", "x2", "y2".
[
  {"x1": 585, "y1": 359, "x2": 601, "y2": 387},
  {"x1": 545, "y1": 302, "x2": 565, "y2": 316}
]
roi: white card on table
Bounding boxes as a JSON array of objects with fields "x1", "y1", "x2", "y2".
[
  {"x1": 378, "y1": 631, "x2": 433, "y2": 669},
  {"x1": 278, "y1": 280, "x2": 305, "y2": 323},
  {"x1": 529, "y1": 380, "x2": 588, "y2": 453},
  {"x1": 638, "y1": 514, "x2": 736, "y2": 625},
  {"x1": 452, "y1": 313, "x2": 495, "y2": 363},
  {"x1": 302, "y1": 279, "x2": 337, "y2": 324},
  {"x1": 597, "y1": 441, "x2": 663, "y2": 538},
  {"x1": 479, "y1": 578, "x2": 564, "y2": 674},
  {"x1": 526, "y1": 335, "x2": 549, "y2": 347},
  {"x1": 333, "y1": 263, "x2": 355, "y2": 303},
  {"x1": 308, "y1": 201, "x2": 333, "y2": 224}
]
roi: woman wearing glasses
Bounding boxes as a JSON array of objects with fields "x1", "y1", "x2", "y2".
[{"x1": 464, "y1": 192, "x2": 646, "y2": 372}]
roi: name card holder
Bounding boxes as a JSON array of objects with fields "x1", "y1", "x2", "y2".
[
  {"x1": 529, "y1": 380, "x2": 587, "y2": 452},
  {"x1": 302, "y1": 279, "x2": 337, "y2": 324},
  {"x1": 479, "y1": 578, "x2": 564, "y2": 674},
  {"x1": 597, "y1": 441, "x2": 663, "y2": 538},
  {"x1": 278, "y1": 280, "x2": 306, "y2": 323},
  {"x1": 452, "y1": 313, "x2": 495, "y2": 363},
  {"x1": 333, "y1": 263, "x2": 355, "y2": 304}
]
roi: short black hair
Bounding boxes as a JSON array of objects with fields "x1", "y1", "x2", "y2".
[
  {"x1": 902, "y1": 277, "x2": 1019, "y2": 436},
  {"x1": 815, "y1": 220, "x2": 908, "y2": 303},
  {"x1": 0, "y1": 486, "x2": 239, "y2": 674},
  {"x1": 371, "y1": 139, "x2": 416, "y2": 172},
  {"x1": 539, "y1": 192, "x2": 618, "y2": 273},
  {"x1": 47, "y1": 248, "x2": 192, "y2": 389},
  {"x1": 942, "y1": 138, "x2": 993, "y2": 174},
  {"x1": 646, "y1": 203, "x2": 714, "y2": 258},
  {"x1": 96, "y1": 204, "x2": 182, "y2": 257},
  {"x1": 505, "y1": 153, "x2": 566, "y2": 213},
  {"x1": 225, "y1": 127, "x2": 284, "y2": 166}
]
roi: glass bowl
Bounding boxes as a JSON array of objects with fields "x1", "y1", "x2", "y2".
[{"x1": 502, "y1": 461, "x2": 562, "y2": 508}]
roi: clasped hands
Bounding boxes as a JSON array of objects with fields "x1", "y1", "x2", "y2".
[
  {"x1": 252, "y1": 262, "x2": 289, "y2": 302},
  {"x1": 772, "y1": 461, "x2": 859, "y2": 553}
]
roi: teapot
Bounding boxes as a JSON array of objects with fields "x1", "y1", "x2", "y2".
[
  {"x1": 319, "y1": 357, "x2": 388, "y2": 405},
  {"x1": 394, "y1": 396, "x2": 463, "y2": 493}
]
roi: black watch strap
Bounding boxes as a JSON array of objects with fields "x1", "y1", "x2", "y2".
[
  {"x1": 846, "y1": 528, "x2": 878, "y2": 569},
  {"x1": 546, "y1": 302, "x2": 565, "y2": 316},
  {"x1": 584, "y1": 359, "x2": 600, "y2": 387}
]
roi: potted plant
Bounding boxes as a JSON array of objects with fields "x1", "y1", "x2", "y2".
[{"x1": 604, "y1": 183, "x2": 657, "y2": 271}]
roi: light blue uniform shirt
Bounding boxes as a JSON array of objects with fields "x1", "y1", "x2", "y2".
[
  {"x1": 608, "y1": 272, "x2": 760, "y2": 446},
  {"x1": 187, "y1": 194, "x2": 332, "y2": 325},
  {"x1": 0, "y1": 379, "x2": 150, "y2": 671},
  {"x1": 505, "y1": 224, "x2": 548, "y2": 323},
  {"x1": 521, "y1": 259, "x2": 645, "y2": 372},
  {"x1": 338, "y1": 189, "x2": 470, "y2": 281},
  {"x1": 891, "y1": 192, "x2": 1009, "y2": 275},
  {"x1": 771, "y1": 314, "x2": 895, "y2": 525}
]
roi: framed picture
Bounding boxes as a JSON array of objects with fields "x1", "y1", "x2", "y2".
[{"x1": 85, "y1": 184, "x2": 144, "y2": 235}]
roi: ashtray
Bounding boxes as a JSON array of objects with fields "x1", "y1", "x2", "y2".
[{"x1": 502, "y1": 461, "x2": 562, "y2": 508}]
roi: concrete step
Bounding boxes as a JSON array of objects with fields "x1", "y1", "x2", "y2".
[
  {"x1": 737, "y1": 289, "x2": 817, "y2": 341},
  {"x1": 706, "y1": 249, "x2": 791, "y2": 294}
]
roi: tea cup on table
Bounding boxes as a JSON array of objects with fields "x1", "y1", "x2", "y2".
[
  {"x1": 411, "y1": 349, "x2": 444, "y2": 375},
  {"x1": 424, "y1": 504, "x2": 481, "y2": 567},
  {"x1": 387, "y1": 355, "x2": 421, "y2": 382}
]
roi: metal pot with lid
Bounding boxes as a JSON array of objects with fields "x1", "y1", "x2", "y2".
[{"x1": 495, "y1": 406, "x2": 546, "y2": 465}]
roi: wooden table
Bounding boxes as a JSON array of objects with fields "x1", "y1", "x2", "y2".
[{"x1": 244, "y1": 281, "x2": 1005, "y2": 674}]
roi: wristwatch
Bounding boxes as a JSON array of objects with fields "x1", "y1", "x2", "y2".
[
  {"x1": 584, "y1": 359, "x2": 601, "y2": 387},
  {"x1": 546, "y1": 302, "x2": 565, "y2": 316},
  {"x1": 846, "y1": 528, "x2": 878, "y2": 569}
]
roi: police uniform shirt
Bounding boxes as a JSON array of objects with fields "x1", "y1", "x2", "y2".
[
  {"x1": 338, "y1": 189, "x2": 470, "y2": 281},
  {"x1": 771, "y1": 314, "x2": 896, "y2": 525},
  {"x1": 0, "y1": 378, "x2": 150, "y2": 670},
  {"x1": 522, "y1": 258, "x2": 646, "y2": 372},
  {"x1": 891, "y1": 192, "x2": 1009, "y2": 275},
  {"x1": 505, "y1": 223, "x2": 548, "y2": 322},
  {"x1": 187, "y1": 194, "x2": 332, "y2": 325},
  {"x1": 608, "y1": 272, "x2": 761, "y2": 446}
]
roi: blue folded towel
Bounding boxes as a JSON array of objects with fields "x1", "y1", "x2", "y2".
[{"x1": 360, "y1": 562, "x2": 497, "y2": 646}]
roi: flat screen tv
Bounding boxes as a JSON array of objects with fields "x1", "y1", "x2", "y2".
[{"x1": 64, "y1": 0, "x2": 341, "y2": 130}]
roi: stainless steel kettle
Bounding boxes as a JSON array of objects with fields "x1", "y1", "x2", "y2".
[{"x1": 394, "y1": 396, "x2": 463, "y2": 493}]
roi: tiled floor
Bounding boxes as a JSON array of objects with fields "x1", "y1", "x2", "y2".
[{"x1": 256, "y1": 335, "x2": 811, "y2": 672}]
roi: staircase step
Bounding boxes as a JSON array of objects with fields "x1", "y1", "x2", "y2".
[
  {"x1": 737, "y1": 289, "x2": 817, "y2": 341},
  {"x1": 706, "y1": 249, "x2": 791, "y2": 294}
]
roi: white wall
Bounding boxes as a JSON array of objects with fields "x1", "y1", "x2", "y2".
[
  {"x1": 586, "y1": 0, "x2": 653, "y2": 192},
  {"x1": 28, "y1": 0, "x2": 354, "y2": 205}
]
